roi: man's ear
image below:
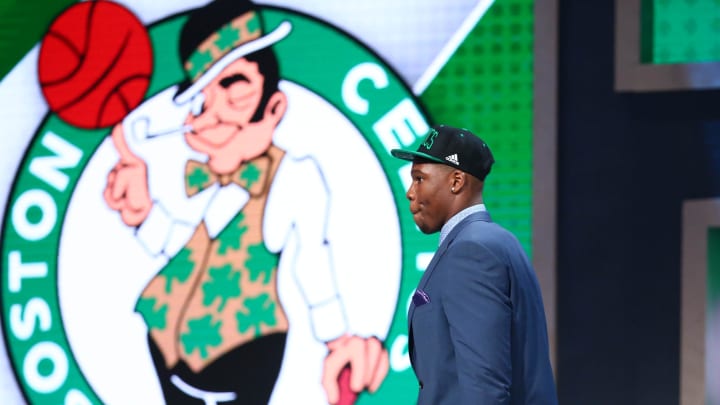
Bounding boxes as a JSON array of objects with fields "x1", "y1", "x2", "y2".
[
  {"x1": 265, "y1": 91, "x2": 287, "y2": 127},
  {"x1": 451, "y1": 170, "x2": 466, "y2": 192}
]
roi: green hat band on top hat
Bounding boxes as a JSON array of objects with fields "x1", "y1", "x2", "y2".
[
  {"x1": 184, "y1": 11, "x2": 262, "y2": 81},
  {"x1": 173, "y1": 0, "x2": 292, "y2": 105}
]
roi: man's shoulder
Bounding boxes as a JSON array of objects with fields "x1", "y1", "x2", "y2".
[
  {"x1": 273, "y1": 152, "x2": 324, "y2": 181},
  {"x1": 267, "y1": 152, "x2": 327, "y2": 201},
  {"x1": 456, "y1": 216, "x2": 522, "y2": 251},
  {"x1": 460, "y1": 214, "x2": 507, "y2": 236},
  {"x1": 274, "y1": 150, "x2": 321, "y2": 170}
]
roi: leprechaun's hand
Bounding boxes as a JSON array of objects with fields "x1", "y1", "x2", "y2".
[
  {"x1": 104, "y1": 123, "x2": 152, "y2": 226},
  {"x1": 322, "y1": 334, "x2": 389, "y2": 404}
]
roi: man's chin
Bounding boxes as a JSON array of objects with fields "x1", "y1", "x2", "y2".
[
  {"x1": 414, "y1": 220, "x2": 439, "y2": 235},
  {"x1": 419, "y1": 228, "x2": 439, "y2": 235}
]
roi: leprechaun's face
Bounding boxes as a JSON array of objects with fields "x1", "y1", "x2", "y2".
[{"x1": 184, "y1": 57, "x2": 283, "y2": 175}]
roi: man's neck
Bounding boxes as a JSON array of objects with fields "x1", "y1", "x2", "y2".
[{"x1": 439, "y1": 204, "x2": 487, "y2": 245}]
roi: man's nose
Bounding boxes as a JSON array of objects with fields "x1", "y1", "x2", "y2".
[{"x1": 406, "y1": 185, "x2": 414, "y2": 201}]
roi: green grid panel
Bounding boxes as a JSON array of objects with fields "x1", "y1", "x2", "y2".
[
  {"x1": 642, "y1": 0, "x2": 720, "y2": 64},
  {"x1": 421, "y1": 0, "x2": 534, "y2": 254}
]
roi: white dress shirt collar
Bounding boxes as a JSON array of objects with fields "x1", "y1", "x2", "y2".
[{"x1": 439, "y1": 204, "x2": 487, "y2": 246}]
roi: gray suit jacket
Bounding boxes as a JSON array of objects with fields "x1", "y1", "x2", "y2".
[{"x1": 408, "y1": 211, "x2": 558, "y2": 404}]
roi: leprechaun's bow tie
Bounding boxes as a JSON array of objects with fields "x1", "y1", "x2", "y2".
[{"x1": 184, "y1": 156, "x2": 270, "y2": 197}]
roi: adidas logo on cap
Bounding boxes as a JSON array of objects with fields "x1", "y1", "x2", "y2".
[{"x1": 445, "y1": 153, "x2": 459, "y2": 165}]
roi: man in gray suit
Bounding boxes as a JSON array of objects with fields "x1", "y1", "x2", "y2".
[{"x1": 391, "y1": 125, "x2": 558, "y2": 404}]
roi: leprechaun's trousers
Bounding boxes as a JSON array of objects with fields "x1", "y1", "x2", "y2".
[{"x1": 148, "y1": 332, "x2": 287, "y2": 404}]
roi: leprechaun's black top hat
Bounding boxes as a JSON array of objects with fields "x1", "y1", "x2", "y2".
[{"x1": 174, "y1": 0, "x2": 291, "y2": 104}]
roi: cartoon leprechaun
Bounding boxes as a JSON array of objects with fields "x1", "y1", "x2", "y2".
[{"x1": 103, "y1": 0, "x2": 394, "y2": 403}]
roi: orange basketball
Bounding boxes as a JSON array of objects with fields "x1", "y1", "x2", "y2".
[{"x1": 38, "y1": 1, "x2": 152, "y2": 129}]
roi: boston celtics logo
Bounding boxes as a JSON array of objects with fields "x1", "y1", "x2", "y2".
[{"x1": 1, "y1": 0, "x2": 432, "y2": 404}]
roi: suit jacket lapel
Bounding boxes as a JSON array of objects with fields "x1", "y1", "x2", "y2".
[
  {"x1": 407, "y1": 210, "x2": 492, "y2": 365},
  {"x1": 407, "y1": 242, "x2": 446, "y2": 334},
  {"x1": 416, "y1": 210, "x2": 492, "y2": 292}
]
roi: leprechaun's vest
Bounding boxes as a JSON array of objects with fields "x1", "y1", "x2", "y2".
[{"x1": 136, "y1": 145, "x2": 288, "y2": 372}]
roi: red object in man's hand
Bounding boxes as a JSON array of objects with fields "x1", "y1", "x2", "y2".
[{"x1": 337, "y1": 365, "x2": 358, "y2": 405}]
